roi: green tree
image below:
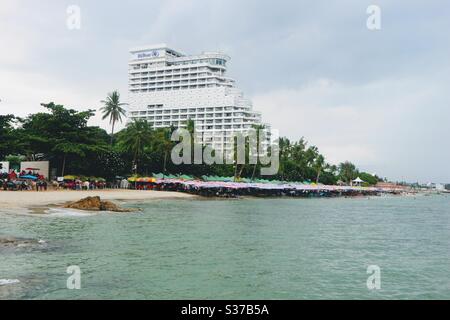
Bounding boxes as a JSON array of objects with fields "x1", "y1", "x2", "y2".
[
  {"x1": 338, "y1": 161, "x2": 358, "y2": 184},
  {"x1": 250, "y1": 124, "x2": 266, "y2": 181},
  {"x1": 313, "y1": 154, "x2": 325, "y2": 184},
  {"x1": 100, "y1": 90, "x2": 128, "y2": 145},
  {"x1": 0, "y1": 114, "x2": 17, "y2": 159},
  {"x1": 152, "y1": 127, "x2": 175, "y2": 177},
  {"x1": 17, "y1": 103, "x2": 109, "y2": 176},
  {"x1": 358, "y1": 172, "x2": 378, "y2": 185},
  {"x1": 5, "y1": 154, "x2": 25, "y2": 169},
  {"x1": 116, "y1": 119, "x2": 153, "y2": 174}
]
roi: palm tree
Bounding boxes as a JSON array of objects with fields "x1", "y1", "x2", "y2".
[
  {"x1": 100, "y1": 90, "x2": 128, "y2": 145},
  {"x1": 152, "y1": 128, "x2": 174, "y2": 178},
  {"x1": 338, "y1": 161, "x2": 358, "y2": 185},
  {"x1": 117, "y1": 119, "x2": 153, "y2": 175},
  {"x1": 313, "y1": 154, "x2": 325, "y2": 184}
]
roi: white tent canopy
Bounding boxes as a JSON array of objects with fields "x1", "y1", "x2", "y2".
[{"x1": 353, "y1": 177, "x2": 364, "y2": 183}]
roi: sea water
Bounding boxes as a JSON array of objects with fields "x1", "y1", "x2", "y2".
[{"x1": 1, "y1": 195, "x2": 449, "y2": 299}]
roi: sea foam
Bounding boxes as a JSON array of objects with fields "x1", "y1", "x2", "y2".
[
  {"x1": 44, "y1": 208, "x2": 97, "y2": 217},
  {"x1": 0, "y1": 279, "x2": 20, "y2": 286}
]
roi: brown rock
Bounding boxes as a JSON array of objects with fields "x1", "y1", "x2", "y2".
[{"x1": 64, "y1": 196, "x2": 136, "y2": 213}]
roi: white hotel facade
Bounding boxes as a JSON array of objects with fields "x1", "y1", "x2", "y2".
[{"x1": 127, "y1": 44, "x2": 269, "y2": 152}]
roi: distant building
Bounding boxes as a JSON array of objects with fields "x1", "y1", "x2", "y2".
[
  {"x1": 20, "y1": 161, "x2": 50, "y2": 179},
  {"x1": 127, "y1": 44, "x2": 270, "y2": 153},
  {"x1": 0, "y1": 161, "x2": 9, "y2": 174},
  {"x1": 375, "y1": 182, "x2": 409, "y2": 190}
]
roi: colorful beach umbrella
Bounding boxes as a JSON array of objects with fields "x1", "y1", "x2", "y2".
[{"x1": 20, "y1": 175, "x2": 38, "y2": 180}]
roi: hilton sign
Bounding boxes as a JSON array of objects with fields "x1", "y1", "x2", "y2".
[{"x1": 136, "y1": 50, "x2": 160, "y2": 59}]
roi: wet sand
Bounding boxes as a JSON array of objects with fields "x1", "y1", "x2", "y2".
[{"x1": 0, "y1": 189, "x2": 196, "y2": 210}]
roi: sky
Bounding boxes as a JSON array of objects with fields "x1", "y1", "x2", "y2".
[{"x1": 1, "y1": 0, "x2": 449, "y2": 183}]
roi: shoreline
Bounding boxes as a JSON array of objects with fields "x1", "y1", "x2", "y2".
[
  {"x1": 0, "y1": 189, "x2": 197, "y2": 210},
  {"x1": 0, "y1": 188, "x2": 433, "y2": 212}
]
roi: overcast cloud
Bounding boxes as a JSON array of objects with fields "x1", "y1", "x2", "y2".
[{"x1": 1, "y1": 0, "x2": 449, "y2": 182}]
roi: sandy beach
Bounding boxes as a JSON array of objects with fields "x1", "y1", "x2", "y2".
[{"x1": 0, "y1": 189, "x2": 195, "y2": 209}]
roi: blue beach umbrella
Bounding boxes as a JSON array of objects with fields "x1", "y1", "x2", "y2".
[{"x1": 20, "y1": 175, "x2": 38, "y2": 180}]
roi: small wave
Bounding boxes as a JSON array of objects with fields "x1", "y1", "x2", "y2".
[
  {"x1": 0, "y1": 279, "x2": 20, "y2": 286},
  {"x1": 44, "y1": 208, "x2": 97, "y2": 217}
]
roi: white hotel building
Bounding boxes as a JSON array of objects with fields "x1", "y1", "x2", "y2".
[{"x1": 127, "y1": 44, "x2": 269, "y2": 152}]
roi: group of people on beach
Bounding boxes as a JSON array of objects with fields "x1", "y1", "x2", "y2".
[
  {"x1": 0, "y1": 170, "x2": 48, "y2": 191},
  {"x1": 57, "y1": 179, "x2": 108, "y2": 191},
  {"x1": 0, "y1": 167, "x2": 116, "y2": 192}
]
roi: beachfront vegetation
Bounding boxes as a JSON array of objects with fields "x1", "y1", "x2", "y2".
[{"x1": 0, "y1": 102, "x2": 383, "y2": 184}]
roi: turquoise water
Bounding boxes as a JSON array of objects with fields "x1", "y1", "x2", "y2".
[{"x1": 1, "y1": 195, "x2": 449, "y2": 299}]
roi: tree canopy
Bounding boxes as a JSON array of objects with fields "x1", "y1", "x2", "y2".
[{"x1": 0, "y1": 102, "x2": 383, "y2": 184}]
